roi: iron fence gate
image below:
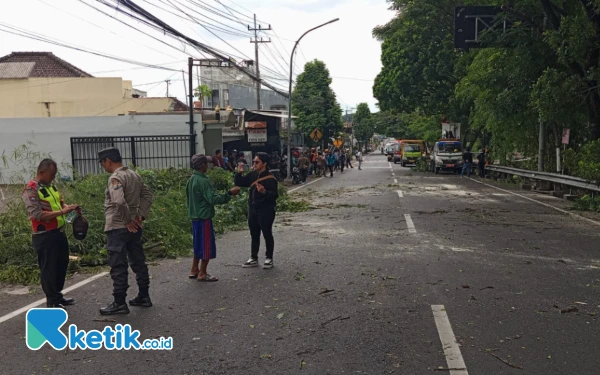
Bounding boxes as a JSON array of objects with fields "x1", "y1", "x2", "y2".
[{"x1": 70, "y1": 134, "x2": 196, "y2": 176}]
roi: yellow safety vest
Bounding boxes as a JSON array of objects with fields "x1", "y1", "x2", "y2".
[{"x1": 37, "y1": 185, "x2": 66, "y2": 230}]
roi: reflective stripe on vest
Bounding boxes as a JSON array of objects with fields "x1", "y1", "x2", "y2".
[{"x1": 37, "y1": 185, "x2": 65, "y2": 230}]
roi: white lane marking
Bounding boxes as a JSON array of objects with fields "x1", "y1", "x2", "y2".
[
  {"x1": 0, "y1": 272, "x2": 109, "y2": 324},
  {"x1": 394, "y1": 179, "x2": 398, "y2": 184},
  {"x1": 431, "y1": 305, "x2": 469, "y2": 375},
  {"x1": 388, "y1": 162, "x2": 392, "y2": 169},
  {"x1": 468, "y1": 178, "x2": 600, "y2": 227},
  {"x1": 397, "y1": 190, "x2": 403, "y2": 198},
  {"x1": 288, "y1": 177, "x2": 324, "y2": 193},
  {"x1": 404, "y1": 214, "x2": 416, "y2": 233},
  {"x1": 391, "y1": 172, "x2": 395, "y2": 176}
]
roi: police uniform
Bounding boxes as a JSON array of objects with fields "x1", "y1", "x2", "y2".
[
  {"x1": 100, "y1": 148, "x2": 153, "y2": 308},
  {"x1": 22, "y1": 180, "x2": 70, "y2": 307}
]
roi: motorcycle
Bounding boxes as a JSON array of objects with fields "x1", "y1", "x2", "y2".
[{"x1": 291, "y1": 167, "x2": 301, "y2": 185}]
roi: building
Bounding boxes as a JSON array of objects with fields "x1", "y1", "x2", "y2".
[
  {"x1": 198, "y1": 58, "x2": 288, "y2": 111},
  {"x1": 0, "y1": 52, "x2": 187, "y2": 118}
]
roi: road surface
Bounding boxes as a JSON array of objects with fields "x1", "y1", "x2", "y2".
[{"x1": 1, "y1": 153, "x2": 599, "y2": 374}]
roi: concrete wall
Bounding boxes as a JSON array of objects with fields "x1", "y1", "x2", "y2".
[
  {"x1": 0, "y1": 78, "x2": 177, "y2": 118},
  {"x1": 203, "y1": 126, "x2": 224, "y2": 160},
  {"x1": 0, "y1": 113, "x2": 205, "y2": 182}
]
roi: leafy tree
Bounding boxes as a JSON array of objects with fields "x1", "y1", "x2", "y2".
[
  {"x1": 292, "y1": 60, "x2": 343, "y2": 145},
  {"x1": 353, "y1": 103, "x2": 374, "y2": 144}
]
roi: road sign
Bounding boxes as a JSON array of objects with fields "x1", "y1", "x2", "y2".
[
  {"x1": 455, "y1": 6, "x2": 506, "y2": 49},
  {"x1": 562, "y1": 129, "x2": 570, "y2": 145},
  {"x1": 333, "y1": 139, "x2": 343, "y2": 148},
  {"x1": 310, "y1": 128, "x2": 323, "y2": 143}
]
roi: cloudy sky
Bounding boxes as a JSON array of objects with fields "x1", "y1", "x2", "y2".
[{"x1": 0, "y1": 0, "x2": 395, "y2": 112}]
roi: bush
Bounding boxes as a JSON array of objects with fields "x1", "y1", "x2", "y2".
[
  {"x1": 0, "y1": 167, "x2": 310, "y2": 284},
  {"x1": 573, "y1": 195, "x2": 600, "y2": 212}
]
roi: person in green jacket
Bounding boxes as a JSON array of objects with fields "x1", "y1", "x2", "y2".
[{"x1": 187, "y1": 154, "x2": 240, "y2": 281}]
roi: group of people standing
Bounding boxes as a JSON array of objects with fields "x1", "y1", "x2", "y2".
[
  {"x1": 461, "y1": 148, "x2": 487, "y2": 178},
  {"x1": 294, "y1": 148, "x2": 362, "y2": 180},
  {"x1": 23, "y1": 148, "x2": 279, "y2": 316}
]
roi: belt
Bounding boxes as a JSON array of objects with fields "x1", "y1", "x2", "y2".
[{"x1": 32, "y1": 226, "x2": 65, "y2": 236}]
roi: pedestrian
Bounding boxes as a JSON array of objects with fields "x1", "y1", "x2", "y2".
[
  {"x1": 461, "y1": 148, "x2": 473, "y2": 178},
  {"x1": 316, "y1": 152, "x2": 325, "y2": 177},
  {"x1": 213, "y1": 149, "x2": 225, "y2": 169},
  {"x1": 334, "y1": 150, "x2": 340, "y2": 171},
  {"x1": 326, "y1": 151, "x2": 336, "y2": 177},
  {"x1": 356, "y1": 150, "x2": 363, "y2": 170},
  {"x1": 238, "y1": 152, "x2": 248, "y2": 165},
  {"x1": 309, "y1": 148, "x2": 317, "y2": 176},
  {"x1": 339, "y1": 151, "x2": 346, "y2": 173},
  {"x1": 297, "y1": 152, "x2": 309, "y2": 183},
  {"x1": 228, "y1": 150, "x2": 238, "y2": 172},
  {"x1": 188, "y1": 154, "x2": 240, "y2": 281},
  {"x1": 235, "y1": 153, "x2": 279, "y2": 269},
  {"x1": 222, "y1": 150, "x2": 230, "y2": 170},
  {"x1": 98, "y1": 147, "x2": 153, "y2": 316},
  {"x1": 477, "y1": 149, "x2": 486, "y2": 178},
  {"x1": 22, "y1": 159, "x2": 80, "y2": 308},
  {"x1": 346, "y1": 149, "x2": 354, "y2": 169}
]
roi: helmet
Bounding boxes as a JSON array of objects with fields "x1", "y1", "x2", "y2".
[{"x1": 72, "y1": 215, "x2": 89, "y2": 241}]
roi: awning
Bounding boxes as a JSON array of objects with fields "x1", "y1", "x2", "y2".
[{"x1": 245, "y1": 110, "x2": 297, "y2": 119}]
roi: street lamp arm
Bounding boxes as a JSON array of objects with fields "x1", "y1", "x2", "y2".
[{"x1": 286, "y1": 18, "x2": 339, "y2": 180}]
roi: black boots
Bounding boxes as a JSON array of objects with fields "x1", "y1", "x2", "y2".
[
  {"x1": 99, "y1": 302, "x2": 130, "y2": 315},
  {"x1": 129, "y1": 296, "x2": 153, "y2": 307}
]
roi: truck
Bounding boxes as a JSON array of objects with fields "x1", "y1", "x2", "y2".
[
  {"x1": 394, "y1": 140, "x2": 426, "y2": 167},
  {"x1": 430, "y1": 122, "x2": 463, "y2": 174}
]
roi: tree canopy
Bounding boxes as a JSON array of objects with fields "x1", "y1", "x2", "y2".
[
  {"x1": 292, "y1": 60, "x2": 343, "y2": 145},
  {"x1": 372, "y1": 0, "x2": 600, "y2": 173}
]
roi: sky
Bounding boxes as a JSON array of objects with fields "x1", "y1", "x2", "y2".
[{"x1": 0, "y1": 0, "x2": 396, "y2": 112}]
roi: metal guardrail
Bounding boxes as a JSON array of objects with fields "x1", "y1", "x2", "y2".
[{"x1": 485, "y1": 165, "x2": 600, "y2": 193}]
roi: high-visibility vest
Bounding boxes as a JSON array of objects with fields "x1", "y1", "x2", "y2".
[{"x1": 26, "y1": 180, "x2": 65, "y2": 233}]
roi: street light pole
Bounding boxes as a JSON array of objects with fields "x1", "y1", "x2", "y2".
[{"x1": 286, "y1": 18, "x2": 339, "y2": 180}]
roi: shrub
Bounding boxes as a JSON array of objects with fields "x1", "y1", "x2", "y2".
[{"x1": 0, "y1": 167, "x2": 310, "y2": 284}]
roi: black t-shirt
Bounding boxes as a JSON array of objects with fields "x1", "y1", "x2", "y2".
[{"x1": 463, "y1": 152, "x2": 473, "y2": 163}]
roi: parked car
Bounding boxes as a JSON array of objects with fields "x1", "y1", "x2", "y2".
[{"x1": 395, "y1": 142, "x2": 423, "y2": 166}]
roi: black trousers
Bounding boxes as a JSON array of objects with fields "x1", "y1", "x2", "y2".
[
  {"x1": 300, "y1": 168, "x2": 308, "y2": 182},
  {"x1": 479, "y1": 163, "x2": 485, "y2": 178},
  {"x1": 248, "y1": 208, "x2": 276, "y2": 260},
  {"x1": 106, "y1": 228, "x2": 150, "y2": 303},
  {"x1": 340, "y1": 162, "x2": 345, "y2": 173},
  {"x1": 328, "y1": 165, "x2": 334, "y2": 176},
  {"x1": 32, "y1": 230, "x2": 69, "y2": 305}
]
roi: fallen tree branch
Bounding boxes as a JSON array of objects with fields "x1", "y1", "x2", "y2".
[{"x1": 490, "y1": 353, "x2": 523, "y2": 369}]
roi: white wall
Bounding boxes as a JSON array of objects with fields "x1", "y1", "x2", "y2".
[{"x1": 0, "y1": 113, "x2": 203, "y2": 182}]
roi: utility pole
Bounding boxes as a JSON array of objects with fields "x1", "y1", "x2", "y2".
[
  {"x1": 249, "y1": 14, "x2": 271, "y2": 110},
  {"x1": 345, "y1": 107, "x2": 356, "y2": 152},
  {"x1": 182, "y1": 70, "x2": 187, "y2": 99},
  {"x1": 165, "y1": 79, "x2": 171, "y2": 97}
]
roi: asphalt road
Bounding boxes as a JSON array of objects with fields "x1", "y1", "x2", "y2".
[{"x1": 1, "y1": 154, "x2": 600, "y2": 374}]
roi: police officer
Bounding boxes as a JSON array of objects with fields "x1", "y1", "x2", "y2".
[
  {"x1": 98, "y1": 147, "x2": 153, "y2": 315},
  {"x1": 22, "y1": 159, "x2": 80, "y2": 308}
]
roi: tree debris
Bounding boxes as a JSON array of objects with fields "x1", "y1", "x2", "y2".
[{"x1": 489, "y1": 353, "x2": 523, "y2": 369}]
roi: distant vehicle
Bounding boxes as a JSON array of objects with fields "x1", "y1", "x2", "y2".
[
  {"x1": 430, "y1": 141, "x2": 463, "y2": 174},
  {"x1": 397, "y1": 142, "x2": 424, "y2": 166},
  {"x1": 386, "y1": 142, "x2": 400, "y2": 162}
]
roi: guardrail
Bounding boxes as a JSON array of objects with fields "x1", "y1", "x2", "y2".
[{"x1": 485, "y1": 165, "x2": 600, "y2": 193}]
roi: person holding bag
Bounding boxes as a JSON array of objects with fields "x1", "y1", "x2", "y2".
[{"x1": 235, "y1": 152, "x2": 279, "y2": 269}]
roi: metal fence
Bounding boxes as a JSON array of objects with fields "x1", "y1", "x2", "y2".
[
  {"x1": 71, "y1": 134, "x2": 196, "y2": 176},
  {"x1": 485, "y1": 165, "x2": 600, "y2": 193}
]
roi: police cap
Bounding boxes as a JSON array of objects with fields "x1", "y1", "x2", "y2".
[{"x1": 98, "y1": 147, "x2": 121, "y2": 162}]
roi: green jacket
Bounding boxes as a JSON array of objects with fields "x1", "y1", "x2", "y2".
[{"x1": 186, "y1": 171, "x2": 230, "y2": 220}]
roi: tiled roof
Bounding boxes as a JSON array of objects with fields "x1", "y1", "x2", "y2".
[
  {"x1": 0, "y1": 62, "x2": 35, "y2": 79},
  {"x1": 0, "y1": 52, "x2": 93, "y2": 78}
]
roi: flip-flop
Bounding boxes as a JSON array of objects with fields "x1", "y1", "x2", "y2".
[{"x1": 197, "y1": 274, "x2": 218, "y2": 282}]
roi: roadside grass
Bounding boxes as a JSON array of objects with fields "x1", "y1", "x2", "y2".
[{"x1": 0, "y1": 167, "x2": 310, "y2": 285}]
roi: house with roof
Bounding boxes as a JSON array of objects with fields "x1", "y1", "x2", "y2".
[{"x1": 0, "y1": 52, "x2": 187, "y2": 118}]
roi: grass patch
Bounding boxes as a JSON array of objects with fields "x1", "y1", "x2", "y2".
[{"x1": 0, "y1": 167, "x2": 310, "y2": 284}]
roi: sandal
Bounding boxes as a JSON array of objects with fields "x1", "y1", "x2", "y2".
[
  {"x1": 189, "y1": 273, "x2": 199, "y2": 279},
  {"x1": 197, "y1": 274, "x2": 218, "y2": 282}
]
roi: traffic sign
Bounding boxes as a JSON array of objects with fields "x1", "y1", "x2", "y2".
[
  {"x1": 310, "y1": 128, "x2": 323, "y2": 142},
  {"x1": 333, "y1": 139, "x2": 343, "y2": 148}
]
